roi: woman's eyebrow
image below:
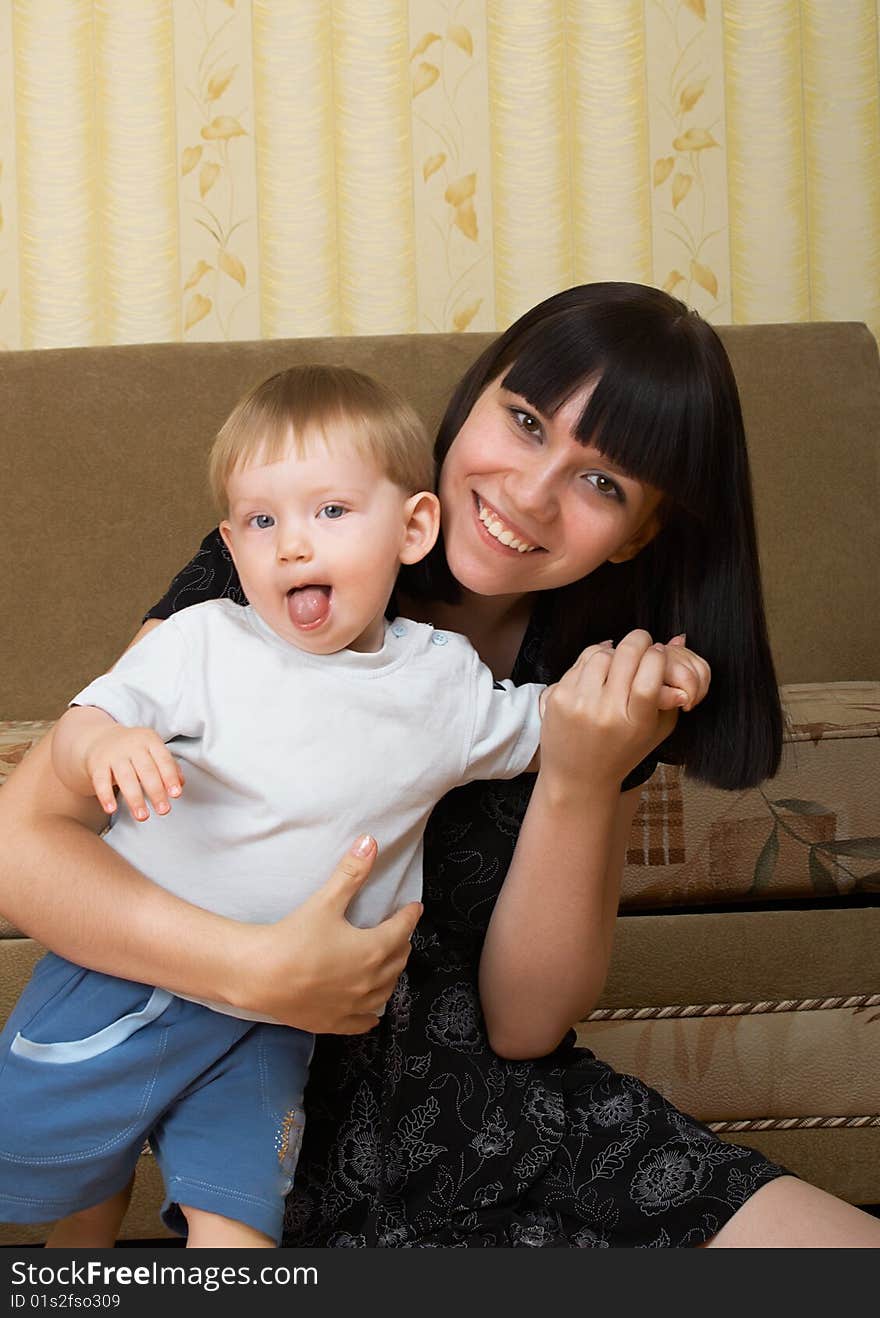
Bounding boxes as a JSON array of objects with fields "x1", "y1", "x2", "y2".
[
  {"x1": 499, "y1": 388, "x2": 557, "y2": 423},
  {"x1": 591, "y1": 454, "x2": 630, "y2": 477},
  {"x1": 574, "y1": 446, "x2": 643, "y2": 483},
  {"x1": 498, "y1": 386, "x2": 534, "y2": 405}
]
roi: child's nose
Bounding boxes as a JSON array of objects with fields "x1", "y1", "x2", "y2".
[{"x1": 277, "y1": 527, "x2": 313, "y2": 562}]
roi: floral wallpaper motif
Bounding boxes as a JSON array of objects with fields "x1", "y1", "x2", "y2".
[
  {"x1": 0, "y1": 0, "x2": 876, "y2": 350},
  {"x1": 410, "y1": 0, "x2": 493, "y2": 332},
  {"x1": 174, "y1": 0, "x2": 259, "y2": 342},
  {"x1": 647, "y1": 0, "x2": 730, "y2": 320}
]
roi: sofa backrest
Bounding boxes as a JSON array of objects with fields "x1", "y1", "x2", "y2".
[{"x1": 3, "y1": 321, "x2": 879, "y2": 719}]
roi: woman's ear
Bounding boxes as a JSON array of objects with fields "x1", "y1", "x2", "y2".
[
  {"x1": 606, "y1": 510, "x2": 662, "y2": 564},
  {"x1": 399, "y1": 491, "x2": 441, "y2": 565}
]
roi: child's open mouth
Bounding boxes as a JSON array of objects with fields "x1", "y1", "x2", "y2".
[{"x1": 287, "y1": 584, "x2": 332, "y2": 629}]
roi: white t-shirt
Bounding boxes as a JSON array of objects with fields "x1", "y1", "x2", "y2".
[{"x1": 73, "y1": 601, "x2": 543, "y2": 1018}]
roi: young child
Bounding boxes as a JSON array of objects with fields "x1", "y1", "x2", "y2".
[{"x1": 0, "y1": 366, "x2": 547, "y2": 1250}]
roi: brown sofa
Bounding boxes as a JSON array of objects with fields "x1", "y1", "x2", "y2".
[{"x1": 1, "y1": 321, "x2": 878, "y2": 1244}]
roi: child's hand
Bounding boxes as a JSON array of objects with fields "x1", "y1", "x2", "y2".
[
  {"x1": 83, "y1": 725, "x2": 184, "y2": 821},
  {"x1": 538, "y1": 631, "x2": 679, "y2": 796},
  {"x1": 658, "y1": 633, "x2": 711, "y2": 712}
]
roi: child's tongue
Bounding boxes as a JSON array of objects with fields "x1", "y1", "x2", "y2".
[{"x1": 287, "y1": 585, "x2": 331, "y2": 627}]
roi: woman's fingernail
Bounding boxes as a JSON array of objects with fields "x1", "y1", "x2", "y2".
[
  {"x1": 670, "y1": 633, "x2": 686, "y2": 645},
  {"x1": 169, "y1": 785, "x2": 181, "y2": 797},
  {"x1": 653, "y1": 642, "x2": 665, "y2": 652},
  {"x1": 676, "y1": 691, "x2": 689, "y2": 707},
  {"x1": 353, "y1": 834, "x2": 375, "y2": 857}
]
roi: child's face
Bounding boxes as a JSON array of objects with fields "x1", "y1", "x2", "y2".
[{"x1": 220, "y1": 432, "x2": 436, "y2": 654}]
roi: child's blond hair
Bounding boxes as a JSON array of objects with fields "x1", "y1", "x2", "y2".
[{"x1": 209, "y1": 365, "x2": 435, "y2": 513}]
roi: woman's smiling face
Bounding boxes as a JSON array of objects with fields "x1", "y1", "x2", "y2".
[{"x1": 437, "y1": 375, "x2": 664, "y2": 599}]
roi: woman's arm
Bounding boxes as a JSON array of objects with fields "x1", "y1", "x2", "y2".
[
  {"x1": 0, "y1": 719, "x2": 419, "y2": 1034},
  {"x1": 479, "y1": 632, "x2": 679, "y2": 1059},
  {"x1": 479, "y1": 778, "x2": 639, "y2": 1058}
]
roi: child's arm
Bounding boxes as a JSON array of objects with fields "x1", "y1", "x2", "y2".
[
  {"x1": 524, "y1": 688, "x2": 550, "y2": 773},
  {"x1": 52, "y1": 705, "x2": 184, "y2": 822}
]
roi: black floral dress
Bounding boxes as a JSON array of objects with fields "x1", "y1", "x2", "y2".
[{"x1": 149, "y1": 532, "x2": 788, "y2": 1248}]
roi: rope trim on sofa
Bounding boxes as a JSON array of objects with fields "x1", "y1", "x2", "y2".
[
  {"x1": 708, "y1": 1116, "x2": 880, "y2": 1132},
  {"x1": 585, "y1": 993, "x2": 880, "y2": 1021},
  {"x1": 140, "y1": 1114, "x2": 880, "y2": 1141}
]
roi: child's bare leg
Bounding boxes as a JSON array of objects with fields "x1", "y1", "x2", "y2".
[
  {"x1": 181, "y1": 1205, "x2": 275, "y2": 1249},
  {"x1": 45, "y1": 1177, "x2": 134, "y2": 1248}
]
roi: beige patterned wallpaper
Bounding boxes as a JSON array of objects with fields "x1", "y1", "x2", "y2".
[{"x1": 0, "y1": 0, "x2": 878, "y2": 350}]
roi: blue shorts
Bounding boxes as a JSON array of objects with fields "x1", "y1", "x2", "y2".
[{"x1": 0, "y1": 953, "x2": 313, "y2": 1242}]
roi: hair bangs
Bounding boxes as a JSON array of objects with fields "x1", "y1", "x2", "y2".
[
  {"x1": 499, "y1": 314, "x2": 606, "y2": 421},
  {"x1": 572, "y1": 357, "x2": 713, "y2": 516}
]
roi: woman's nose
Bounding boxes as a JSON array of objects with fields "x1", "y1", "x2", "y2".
[{"x1": 506, "y1": 463, "x2": 558, "y2": 523}]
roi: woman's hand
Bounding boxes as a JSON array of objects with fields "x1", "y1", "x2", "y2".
[
  {"x1": 538, "y1": 630, "x2": 680, "y2": 798},
  {"x1": 237, "y1": 836, "x2": 423, "y2": 1033}
]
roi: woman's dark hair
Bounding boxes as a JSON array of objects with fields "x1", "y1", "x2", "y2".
[{"x1": 400, "y1": 281, "x2": 782, "y2": 790}]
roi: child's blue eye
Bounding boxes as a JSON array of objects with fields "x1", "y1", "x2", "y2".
[
  {"x1": 249, "y1": 513, "x2": 275, "y2": 529},
  {"x1": 320, "y1": 505, "x2": 347, "y2": 520}
]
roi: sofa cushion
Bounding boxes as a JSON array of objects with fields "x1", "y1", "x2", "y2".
[
  {"x1": 580, "y1": 993, "x2": 880, "y2": 1123},
  {"x1": 0, "y1": 720, "x2": 51, "y2": 779},
  {"x1": 620, "y1": 681, "x2": 880, "y2": 909}
]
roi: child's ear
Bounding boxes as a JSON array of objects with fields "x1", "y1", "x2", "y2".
[
  {"x1": 219, "y1": 520, "x2": 235, "y2": 557},
  {"x1": 399, "y1": 491, "x2": 441, "y2": 565},
  {"x1": 606, "y1": 510, "x2": 661, "y2": 564}
]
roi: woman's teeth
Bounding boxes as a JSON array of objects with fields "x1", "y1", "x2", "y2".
[{"x1": 477, "y1": 499, "x2": 537, "y2": 552}]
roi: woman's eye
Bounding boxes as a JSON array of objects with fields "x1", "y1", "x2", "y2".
[
  {"x1": 584, "y1": 473, "x2": 623, "y2": 501},
  {"x1": 249, "y1": 513, "x2": 275, "y2": 529},
  {"x1": 319, "y1": 504, "x2": 347, "y2": 520},
  {"x1": 511, "y1": 408, "x2": 542, "y2": 436}
]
